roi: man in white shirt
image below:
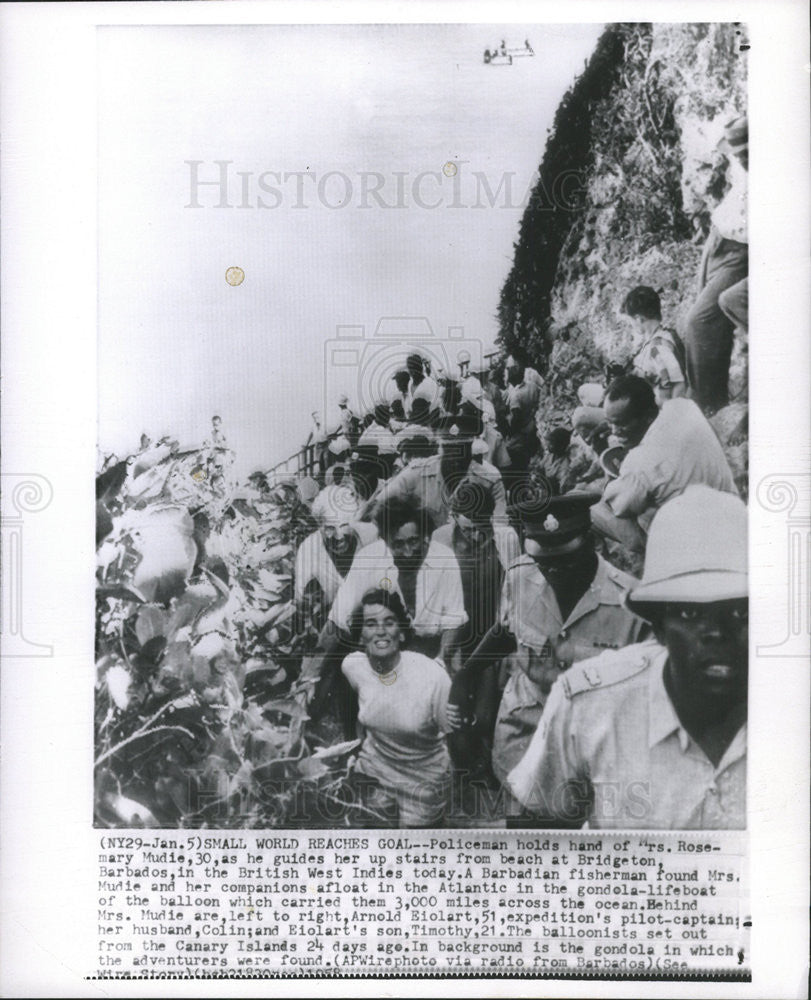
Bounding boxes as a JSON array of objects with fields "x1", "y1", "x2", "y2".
[
  {"x1": 591, "y1": 376, "x2": 738, "y2": 555},
  {"x1": 405, "y1": 354, "x2": 442, "y2": 418},
  {"x1": 299, "y1": 496, "x2": 467, "y2": 733},
  {"x1": 684, "y1": 114, "x2": 748, "y2": 414},
  {"x1": 294, "y1": 484, "x2": 378, "y2": 623}
]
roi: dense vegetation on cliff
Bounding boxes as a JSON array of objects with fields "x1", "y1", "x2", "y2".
[{"x1": 497, "y1": 21, "x2": 748, "y2": 469}]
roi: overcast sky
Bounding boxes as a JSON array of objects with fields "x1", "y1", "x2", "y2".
[{"x1": 98, "y1": 23, "x2": 603, "y2": 477}]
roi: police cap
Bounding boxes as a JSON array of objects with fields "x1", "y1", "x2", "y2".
[{"x1": 516, "y1": 490, "x2": 600, "y2": 546}]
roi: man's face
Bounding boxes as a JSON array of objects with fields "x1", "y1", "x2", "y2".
[
  {"x1": 320, "y1": 518, "x2": 354, "y2": 555},
  {"x1": 389, "y1": 521, "x2": 427, "y2": 569},
  {"x1": 660, "y1": 599, "x2": 748, "y2": 707},
  {"x1": 605, "y1": 396, "x2": 654, "y2": 449},
  {"x1": 505, "y1": 356, "x2": 523, "y2": 387},
  {"x1": 453, "y1": 512, "x2": 493, "y2": 550},
  {"x1": 524, "y1": 533, "x2": 596, "y2": 588},
  {"x1": 625, "y1": 314, "x2": 647, "y2": 345}
]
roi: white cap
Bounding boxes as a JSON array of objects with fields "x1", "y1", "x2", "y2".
[{"x1": 328, "y1": 435, "x2": 351, "y2": 456}]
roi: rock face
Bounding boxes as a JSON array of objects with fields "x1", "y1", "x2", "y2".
[{"x1": 499, "y1": 22, "x2": 748, "y2": 492}]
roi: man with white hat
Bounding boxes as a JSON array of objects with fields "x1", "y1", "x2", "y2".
[
  {"x1": 324, "y1": 434, "x2": 352, "y2": 486},
  {"x1": 294, "y1": 484, "x2": 378, "y2": 622},
  {"x1": 460, "y1": 380, "x2": 510, "y2": 470},
  {"x1": 507, "y1": 485, "x2": 748, "y2": 829}
]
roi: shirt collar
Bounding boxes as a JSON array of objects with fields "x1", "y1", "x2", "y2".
[
  {"x1": 646, "y1": 650, "x2": 749, "y2": 765},
  {"x1": 647, "y1": 647, "x2": 689, "y2": 750},
  {"x1": 557, "y1": 555, "x2": 623, "y2": 627}
]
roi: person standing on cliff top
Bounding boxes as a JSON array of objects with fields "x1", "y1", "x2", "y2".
[{"x1": 684, "y1": 114, "x2": 748, "y2": 415}]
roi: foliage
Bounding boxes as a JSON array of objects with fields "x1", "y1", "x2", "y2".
[
  {"x1": 95, "y1": 446, "x2": 369, "y2": 828},
  {"x1": 497, "y1": 21, "x2": 748, "y2": 486},
  {"x1": 496, "y1": 23, "x2": 633, "y2": 365}
]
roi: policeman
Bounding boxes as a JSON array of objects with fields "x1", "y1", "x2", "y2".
[
  {"x1": 507, "y1": 485, "x2": 748, "y2": 830},
  {"x1": 449, "y1": 490, "x2": 646, "y2": 818},
  {"x1": 373, "y1": 410, "x2": 507, "y2": 528}
]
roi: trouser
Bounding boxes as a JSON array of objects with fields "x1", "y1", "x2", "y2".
[
  {"x1": 684, "y1": 232, "x2": 748, "y2": 414},
  {"x1": 718, "y1": 276, "x2": 748, "y2": 332},
  {"x1": 447, "y1": 661, "x2": 502, "y2": 780}
]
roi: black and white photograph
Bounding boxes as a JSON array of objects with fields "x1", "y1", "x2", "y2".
[
  {"x1": 94, "y1": 21, "x2": 751, "y2": 833},
  {"x1": 1, "y1": 1, "x2": 808, "y2": 993}
]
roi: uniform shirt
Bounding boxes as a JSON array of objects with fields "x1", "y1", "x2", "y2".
[
  {"x1": 632, "y1": 328, "x2": 686, "y2": 395},
  {"x1": 491, "y1": 553, "x2": 645, "y2": 784},
  {"x1": 328, "y1": 537, "x2": 468, "y2": 636},
  {"x1": 294, "y1": 522, "x2": 378, "y2": 604},
  {"x1": 500, "y1": 553, "x2": 644, "y2": 687},
  {"x1": 374, "y1": 454, "x2": 507, "y2": 527},
  {"x1": 507, "y1": 641, "x2": 746, "y2": 830},
  {"x1": 604, "y1": 398, "x2": 737, "y2": 533}
]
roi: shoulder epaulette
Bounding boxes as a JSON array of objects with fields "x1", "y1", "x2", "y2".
[
  {"x1": 606, "y1": 565, "x2": 639, "y2": 591},
  {"x1": 561, "y1": 641, "x2": 659, "y2": 698},
  {"x1": 506, "y1": 553, "x2": 536, "y2": 573}
]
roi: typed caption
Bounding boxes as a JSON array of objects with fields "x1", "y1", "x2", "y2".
[{"x1": 92, "y1": 831, "x2": 748, "y2": 979}]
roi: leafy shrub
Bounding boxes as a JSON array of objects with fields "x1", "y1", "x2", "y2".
[{"x1": 95, "y1": 447, "x2": 365, "y2": 828}]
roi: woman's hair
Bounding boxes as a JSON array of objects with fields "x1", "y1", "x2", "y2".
[
  {"x1": 621, "y1": 285, "x2": 662, "y2": 321},
  {"x1": 348, "y1": 587, "x2": 414, "y2": 647},
  {"x1": 374, "y1": 495, "x2": 435, "y2": 545}
]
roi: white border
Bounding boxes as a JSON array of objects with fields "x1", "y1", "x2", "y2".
[{"x1": 1, "y1": 2, "x2": 808, "y2": 998}]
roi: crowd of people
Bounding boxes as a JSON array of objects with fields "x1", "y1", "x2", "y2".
[{"x1": 288, "y1": 114, "x2": 748, "y2": 830}]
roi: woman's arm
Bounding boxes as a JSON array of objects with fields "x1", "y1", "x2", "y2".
[{"x1": 448, "y1": 625, "x2": 516, "y2": 722}]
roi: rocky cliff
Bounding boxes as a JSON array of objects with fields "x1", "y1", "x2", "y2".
[{"x1": 498, "y1": 22, "x2": 748, "y2": 487}]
